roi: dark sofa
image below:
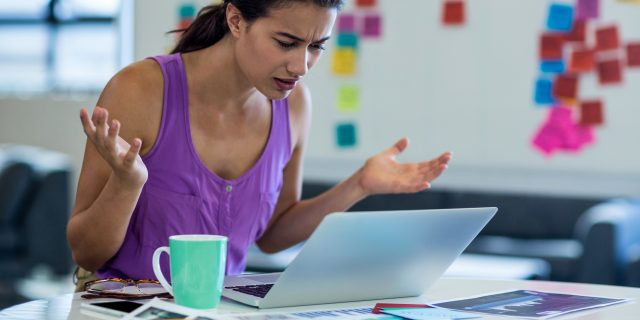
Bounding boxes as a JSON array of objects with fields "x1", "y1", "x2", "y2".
[{"x1": 301, "y1": 181, "x2": 640, "y2": 286}]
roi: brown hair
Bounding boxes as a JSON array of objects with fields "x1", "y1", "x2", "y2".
[{"x1": 171, "y1": 0, "x2": 343, "y2": 54}]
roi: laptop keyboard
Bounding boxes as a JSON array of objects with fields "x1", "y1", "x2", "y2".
[{"x1": 225, "y1": 284, "x2": 274, "y2": 298}]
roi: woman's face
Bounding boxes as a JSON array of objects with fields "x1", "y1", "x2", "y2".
[{"x1": 233, "y1": 2, "x2": 337, "y2": 100}]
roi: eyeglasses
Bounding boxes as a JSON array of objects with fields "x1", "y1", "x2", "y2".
[{"x1": 82, "y1": 278, "x2": 172, "y2": 300}]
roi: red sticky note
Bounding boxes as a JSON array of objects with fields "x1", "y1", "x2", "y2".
[
  {"x1": 566, "y1": 20, "x2": 586, "y2": 43},
  {"x1": 627, "y1": 42, "x2": 640, "y2": 67},
  {"x1": 597, "y1": 58, "x2": 623, "y2": 85},
  {"x1": 596, "y1": 25, "x2": 620, "y2": 52},
  {"x1": 568, "y1": 47, "x2": 595, "y2": 72},
  {"x1": 540, "y1": 33, "x2": 565, "y2": 60},
  {"x1": 579, "y1": 100, "x2": 604, "y2": 126},
  {"x1": 372, "y1": 303, "x2": 430, "y2": 314},
  {"x1": 442, "y1": 0, "x2": 465, "y2": 25},
  {"x1": 356, "y1": 0, "x2": 376, "y2": 7},
  {"x1": 553, "y1": 74, "x2": 579, "y2": 100}
]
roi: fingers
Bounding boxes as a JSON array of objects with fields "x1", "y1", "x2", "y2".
[
  {"x1": 387, "y1": 137, "x2": 409, "y2": 156},
  {"x1": 122, "y1": 138, "x2": 142, "y2": 168},
  {"x1": 93, "y1": 107, "x2": 110, "y2": 146},
  {"x1": 80, "y1": 108, "x2": 96, "y2": 139}
]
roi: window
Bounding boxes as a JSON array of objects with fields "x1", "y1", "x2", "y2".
[{"x1": 0, "y1": 0, "x2": 122, "y2": 94}]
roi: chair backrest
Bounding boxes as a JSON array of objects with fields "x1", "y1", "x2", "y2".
[{"x1": 0, "y1": 161, "x2": 35, "y2": 226}]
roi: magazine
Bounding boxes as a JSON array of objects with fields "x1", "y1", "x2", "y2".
[
  {"x1": 433, "y1": 290, "x2": 630, "y2": 319},
  {"x1": 121, "y1": 298, "x2": 394, "y2": 320}
]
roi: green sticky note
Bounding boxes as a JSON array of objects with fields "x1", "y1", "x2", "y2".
[
  {"x1": 337, "y1": 85, "x2": 360, "y2": 112},
  {"x1": 337, "y1": 32, "x2": 359, "y2": 50},
  {"x1": 336, "y1": 122, "x2": 357, "y2": 148}
]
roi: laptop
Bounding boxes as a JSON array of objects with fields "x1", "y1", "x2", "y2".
[{"x1": 223, "y1": 207, "x2": 497, "y2": 309}]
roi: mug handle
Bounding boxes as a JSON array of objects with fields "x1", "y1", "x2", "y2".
[{"x1": 152, "y1": 246, "x2": 173, "y2": 295}]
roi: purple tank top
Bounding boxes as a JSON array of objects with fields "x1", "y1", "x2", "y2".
[{"x1": 97, "y1": 53, "x2": 292, "y2": 279}]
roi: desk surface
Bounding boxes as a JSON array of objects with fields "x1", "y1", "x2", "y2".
[{"x1": 1, "y1": 277, "x2": 638, "y2": 319}]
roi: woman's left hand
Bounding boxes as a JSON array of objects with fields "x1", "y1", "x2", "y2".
[{"x1": 358, "y1": 138, "x2": 452, "y2": 196}]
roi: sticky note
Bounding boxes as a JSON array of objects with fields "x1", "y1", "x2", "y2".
[
  {"x1": 337, "y1": 13, "x2": 356, "y2": 33},
  {"x1": 178, "y1": 19, "x2": 193, "y2": 30},
  {"x1": 579, "y1": 100, "x2": 604, "y2": 126},
  {"x1": 336, "y1": 123, "x2": 357, "y2": 148},
  {"x1": 381, "y1": 307, "x2": 480, "y2": 320},
  {"x1": 179, "y1": 4, "x2": 196, "y2": 19},
  {"x1": 546, "y1": 3, "x2": 575, "y2": 32},
  {"x1": 596, "y1": 25, "x2": 620, "y2": 52},
  {"x1": 540, "y1": 33, "x2": 565, "y2": 60},
  {"x1": 362, "y1": 13, "x2": 382, "y2": 38},
  {"x1": 336, "y1": 85, "x2": 360, "y2": 112},
  {"x1": 540, "y1": 60, "x2": 565, "y2": 73},
  {"x1": 531, "y1": 106, "x2": 595, "y2": 156},
  {"x1": 553, "y1": 74, "x2": 579, "y2": 100},
  {"x1": 534, "y1": 77, "x2": 555, "y2": 105},
  {"x1": 566, "y1": 20, "x2": 586, "y2": 43},
  {"x1": 575, "y1": 0, "x2": 599, "y2": 20},
  {"x1": 442, "y1": 0, "x2": 466, "y2": 26},
  {"x1": 568, "y1": 47, "x2": 595, "y2": 72},
  {"x1": 597, "y1": 58, "x2": 623, "y2": 85},
  {"x1": 627, "y1": 43, "x2": 640, "y2": 67},
  {"x1": 356, "y1": 0, "x2": 376, "y2": 7},
  {"x1": 336, "y1": 32, "x2": 359, "y2": 50},
  {"x1": 332, "y1": 48, "x2": 356, "y2": 76}
]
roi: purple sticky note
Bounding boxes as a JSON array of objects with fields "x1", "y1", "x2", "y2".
[
  {"x1": 337, "y1": 13, "x2": 356, "y2": 33},
  {"x1": 576, "y1": 0, "x2": 599, "y2": 20},
  {"x1": 362, "y1": 13, "x2": 382, "y2": 38}
]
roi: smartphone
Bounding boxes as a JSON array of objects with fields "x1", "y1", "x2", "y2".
[{"x1": 80, "y1": 300, "x2": 144, "y2": 318}]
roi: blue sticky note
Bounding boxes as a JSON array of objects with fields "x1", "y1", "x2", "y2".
[
  {"x1": 336, "y1": 123, "x2": 357, "y2": 148},
  {"x1": 540, "y1": 60, "x2": 565, "y2": 73},
  {"x1": 337, "y1": 32, "x2": 359, "y2": 50},
  {"x1": 546, "y1": 3, "x2": 574, "y2": 32},
  {"x1": 534, "y1": 77, "x2": 555, "y2": 105}
]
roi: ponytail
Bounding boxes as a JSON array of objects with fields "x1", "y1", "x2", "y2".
[{"x1": 171, "y1": 3, "x2": 229, "y2": 54}]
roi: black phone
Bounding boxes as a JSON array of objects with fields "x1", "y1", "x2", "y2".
[{"x1": 81, "y1": 300, "x2": 144, "y2": 317}]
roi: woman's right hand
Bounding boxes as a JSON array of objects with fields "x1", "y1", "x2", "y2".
[{"x1": 80, "y1": 106, "x2": 148, "y2": 189}]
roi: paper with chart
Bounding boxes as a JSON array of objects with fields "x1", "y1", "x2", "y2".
[{"x1": 433, "y1": 290, "x2": 630, "y2": 319}]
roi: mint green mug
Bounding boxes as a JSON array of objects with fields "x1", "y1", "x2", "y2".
[{"x1": 152, "y1": 234, "x2": 227, "y2": 309}]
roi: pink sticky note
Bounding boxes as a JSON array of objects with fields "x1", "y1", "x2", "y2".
[
  {"x1": 337, "y1": 13, "x2": 356, "y2": 33},
  {"x1": 362, "y1": 13, "x2": 382, "y2": 38},
  {"x1": 576, "y1": 0, "x2": 599, "y2": 20}
]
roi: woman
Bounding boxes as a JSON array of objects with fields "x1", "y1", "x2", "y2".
[{"x1": 67, "y1": 0, "x2": 452, "y2": 287}]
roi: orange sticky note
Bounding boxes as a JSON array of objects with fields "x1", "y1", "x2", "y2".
[
  {"x1": 568, "y1": 47, "x2": 595, "y2": 72},
  {"x1": 356, "y1": 0, "x2": 376, "y2": 7},
  {"x1": 442, "y1": 0, "x2": 465, "y2": 26}
]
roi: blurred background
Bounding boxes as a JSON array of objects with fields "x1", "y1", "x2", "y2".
[{"x1": 1, "y1": 0, "x2": 640, "y2": 310}]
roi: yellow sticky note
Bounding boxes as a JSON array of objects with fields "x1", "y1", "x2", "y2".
[
  {"x1": 618, "y1": 0, "x2": 640, "y2": 3},
  {"x1": 332, "y1": 48, "x2": 357, "y2": 76},
  {"x1": 337, "y1": 85, "x2": 360, "y2": 112}
]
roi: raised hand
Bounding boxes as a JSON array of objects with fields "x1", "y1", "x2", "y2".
[
  {"x1": 358, "y1": 138, "x2": 452, "y2": 196},
  {"x1": 80, "y1": 106, "x2": 148, "y2": 188}
]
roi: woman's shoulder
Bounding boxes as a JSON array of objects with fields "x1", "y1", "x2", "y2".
[{"x1": 96, "y1": 59, "x2": 165, "y2": 150}]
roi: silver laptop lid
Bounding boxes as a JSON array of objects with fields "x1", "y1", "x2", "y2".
[{"x1": 257, "y1": 207, "x2": 497, "y2": 308}]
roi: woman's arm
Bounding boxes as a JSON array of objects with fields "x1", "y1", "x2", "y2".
[
  {"x1": 66, "y1": 60, "x2": 163, "y2": 271},
  {"x1": 256, "y1": 84, "x2": 452, "y2": 253}
]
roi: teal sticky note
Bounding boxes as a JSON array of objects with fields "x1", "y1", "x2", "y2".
[
  {"x1": 336, "y1": 123, "x2": 357, "y2": 148},
  {"x1": 179, "y1": 4, "x2": 196, "y2": 19},
  {"x1": 546, "y1": 3, "x2": 574, "y2": 32},
  {"x1": 337, "y1": 32, "x2": 359, "y2": 50}
]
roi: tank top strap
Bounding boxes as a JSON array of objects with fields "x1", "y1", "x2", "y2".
[
  {"x1": 144, "y1": 53, "x2": 190, "y2": 161},
  {"x1": 270, "y1": 98, "x2": 293, "y2": 159}
]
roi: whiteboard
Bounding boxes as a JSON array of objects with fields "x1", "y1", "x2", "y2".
[
  {"x1": 125, "y1": 0, "x2": 640, "y2": 197},
  {"x1": 302, "y1": 0, "x2": 640, "y2": 197}
]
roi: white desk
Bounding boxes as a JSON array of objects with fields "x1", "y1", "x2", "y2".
[{"x1": 1, "y1": 278, "x2": 638, "y2": 319}]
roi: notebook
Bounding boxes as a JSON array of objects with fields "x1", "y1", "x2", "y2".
[{"x1": 222, "y1": 207, "x2": 497, "y2": 309}]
